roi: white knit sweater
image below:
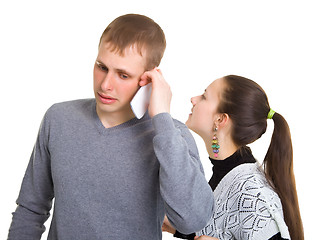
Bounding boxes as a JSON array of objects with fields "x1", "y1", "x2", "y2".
[{"x1": 196, "y1": 163, "x2": 290, "y2": 240}]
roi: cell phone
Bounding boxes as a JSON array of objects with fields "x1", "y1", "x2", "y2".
[{"x1": 130, "y1": 83, "x2": 152, "y2": 119}]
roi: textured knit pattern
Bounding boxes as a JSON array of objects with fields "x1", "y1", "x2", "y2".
[
  {"x1": 8, "y1": 99, "x2": 213, "y2": 240},
  {"x1": 196, "y1": 163, "x2": 290, "y2": 240}
]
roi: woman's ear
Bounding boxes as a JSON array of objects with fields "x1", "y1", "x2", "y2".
[{"x1": 215, "y1": 113, "x2": 230, "y2": 129}]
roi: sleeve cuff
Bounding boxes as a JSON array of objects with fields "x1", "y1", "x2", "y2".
[{"x1": 174, "y1": 230, "x2": 196, "y2": 239}]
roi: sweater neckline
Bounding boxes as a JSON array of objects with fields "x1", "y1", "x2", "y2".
[
  {"x1": 91, "y1": 100, "x2": 150, "y2": 135},
  {"x1": 209, "y1": 147, "x2": 256, "y2": 190}
]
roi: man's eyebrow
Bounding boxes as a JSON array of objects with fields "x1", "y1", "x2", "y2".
[
  {"x1": 114, "y1": 68, "x2": 134, "y2": 77},
  {"x1": 96, "y1": 60, "x2": 135, "y2": 77},
  {"x1": 95, "y1": 60, "x2": 105, "y2": 66}
]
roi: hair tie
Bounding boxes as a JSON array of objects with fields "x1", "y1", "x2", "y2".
[{"x1": 267, "y1": 109, "x2": 276, "y2": 119}]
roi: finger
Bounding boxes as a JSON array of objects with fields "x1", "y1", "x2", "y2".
[
  {"x1": 140, "y1": 68, "x2": 163, "y2": 86},
  {"x1": 139, "y1": 71, "x2": 153, "y2": 86},
  {"x1": 140, "y1": 69, "x2": 156, "y2": 81},
  {"x1": 155, "y1": 68, "x2": 163, "y2": 74}
]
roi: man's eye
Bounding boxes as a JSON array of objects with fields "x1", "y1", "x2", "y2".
[
  {"x1": 120, "y1": 73, "x2": 129, "y2": 79},
  {"x1": 96, "y1": 62, "x2": 108, "y2": 72},
  {"x1": 99, "y1": 65, "x2": 108, "y2": 72}
]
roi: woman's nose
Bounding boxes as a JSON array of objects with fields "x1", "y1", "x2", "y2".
[{"x1": 191, "y1": 96, "x2": 197, "y2": 106}]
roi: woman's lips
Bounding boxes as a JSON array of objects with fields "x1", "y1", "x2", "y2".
[{"x1": 98, "y1": 93, "x2": 117, "y2": 104}]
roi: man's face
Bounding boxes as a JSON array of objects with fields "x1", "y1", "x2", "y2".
[{"x1": 93, "y1": 42, "x2": 147, "y2": 125}]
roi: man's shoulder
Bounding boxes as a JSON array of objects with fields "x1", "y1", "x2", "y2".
[
  {"x1": 45, "y1": 98, "x2": 95, "y2": 120},
  {"x1": 47, "y1": 98, "x2": 93, "y2": 113},
  {"x1": 50, "y1": 98, "x2": 94, "y2": 110}
]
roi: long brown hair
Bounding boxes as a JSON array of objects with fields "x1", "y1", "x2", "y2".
[{"x1": 218, "y1": 75, "x2": 304, "y2": 239}]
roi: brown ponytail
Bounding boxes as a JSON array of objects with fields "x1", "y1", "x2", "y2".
[
  {"x1": 219, "y1": 75, "x2": 304, "y2": 239},
  {"x1": 264, "y1": 113, "x2": 304, "y2": 240}
]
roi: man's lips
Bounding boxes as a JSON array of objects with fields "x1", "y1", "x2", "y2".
[{"x1": 97, "y1": 93, "x2": 117, "y2": 104}]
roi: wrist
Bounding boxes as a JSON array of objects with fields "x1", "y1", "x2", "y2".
[{"x1": 152, "y1": 112, "x2": 174, "y2": 132}]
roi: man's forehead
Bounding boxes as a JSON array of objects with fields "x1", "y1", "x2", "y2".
[
  {"x1": 100, "y1": 41, "x2": 147, "y2": 58},
  {"x1": 97, "y1": 42, "x2": 147, "y2": 74}
]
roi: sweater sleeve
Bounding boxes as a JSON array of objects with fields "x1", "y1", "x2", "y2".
[
  {"x1": 236, "y1": 180, "x2": 291, "y2": 240},
  {"x1": 8, "y1": 111, "x2": 54, "y2": 239},
  {"x1": 152, "y1": 113, "x2": 214, "y2": 234}
]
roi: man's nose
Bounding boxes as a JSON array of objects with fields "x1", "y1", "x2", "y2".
[{"x1": 101, "y1": 72, "x2": 114, "y2": 91}]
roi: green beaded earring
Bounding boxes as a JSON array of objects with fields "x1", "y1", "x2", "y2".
[{"x1": 212, "y1": 126, "x2": 220, "y2": 158}]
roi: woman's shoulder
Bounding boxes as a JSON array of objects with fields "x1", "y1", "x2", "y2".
[
  {"x1": 212, "y1": 163, "x2": 290, "y2": 239},
  {"x1": 215, "y1": 163, "x2": 282, "y2": 211},
  {"x1": 215, "y1": 163, "x2": 269, "y2": 193}
]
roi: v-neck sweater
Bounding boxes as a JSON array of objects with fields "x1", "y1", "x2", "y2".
[{"x1": 8, "y1": 99, "x2": 213, "y2": 240}]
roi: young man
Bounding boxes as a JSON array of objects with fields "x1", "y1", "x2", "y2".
[{"x1": 8, "y1": 14, "x2": 213, "y2": 240}]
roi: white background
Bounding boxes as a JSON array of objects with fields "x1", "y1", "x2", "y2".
[{"x1": 0, "y1": 0, "x2": 314, "y2": 239}]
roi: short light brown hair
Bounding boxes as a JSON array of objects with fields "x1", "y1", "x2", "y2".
[{"x1": 99, "y1": 14, "x2": 166, "y2": 70}]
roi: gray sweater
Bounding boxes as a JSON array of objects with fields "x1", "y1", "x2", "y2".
[{"x1": 8, "y1": 99, "x2": 213, "y2": 240}]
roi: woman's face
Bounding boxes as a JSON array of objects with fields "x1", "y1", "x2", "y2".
[{"x1": 186, "y1": 78, "x2": 224, "y2": 139}]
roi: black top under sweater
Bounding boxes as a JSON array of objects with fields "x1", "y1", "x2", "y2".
[{"x1": 174, "y1": 147, "x2": 287, "y2": 240}]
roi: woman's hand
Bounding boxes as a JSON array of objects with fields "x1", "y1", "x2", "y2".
[
  {"x1": 140, "y1": 68, "x2": 172, "y2": 118},
  {"x1": 194, "y1": 235, "x2": 219, "y2": 240},
  {"x1": 161, "y1": 215, "x2": 176, "y2": 234}
]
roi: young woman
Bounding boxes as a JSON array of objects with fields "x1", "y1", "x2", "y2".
[{"x1": 162, "y1": 75, "x2": 304, "y2": 239}]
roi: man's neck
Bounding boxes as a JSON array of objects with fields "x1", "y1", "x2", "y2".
[{"x1": 96, "y1": 106, "x2": 136, "y2": 128}]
